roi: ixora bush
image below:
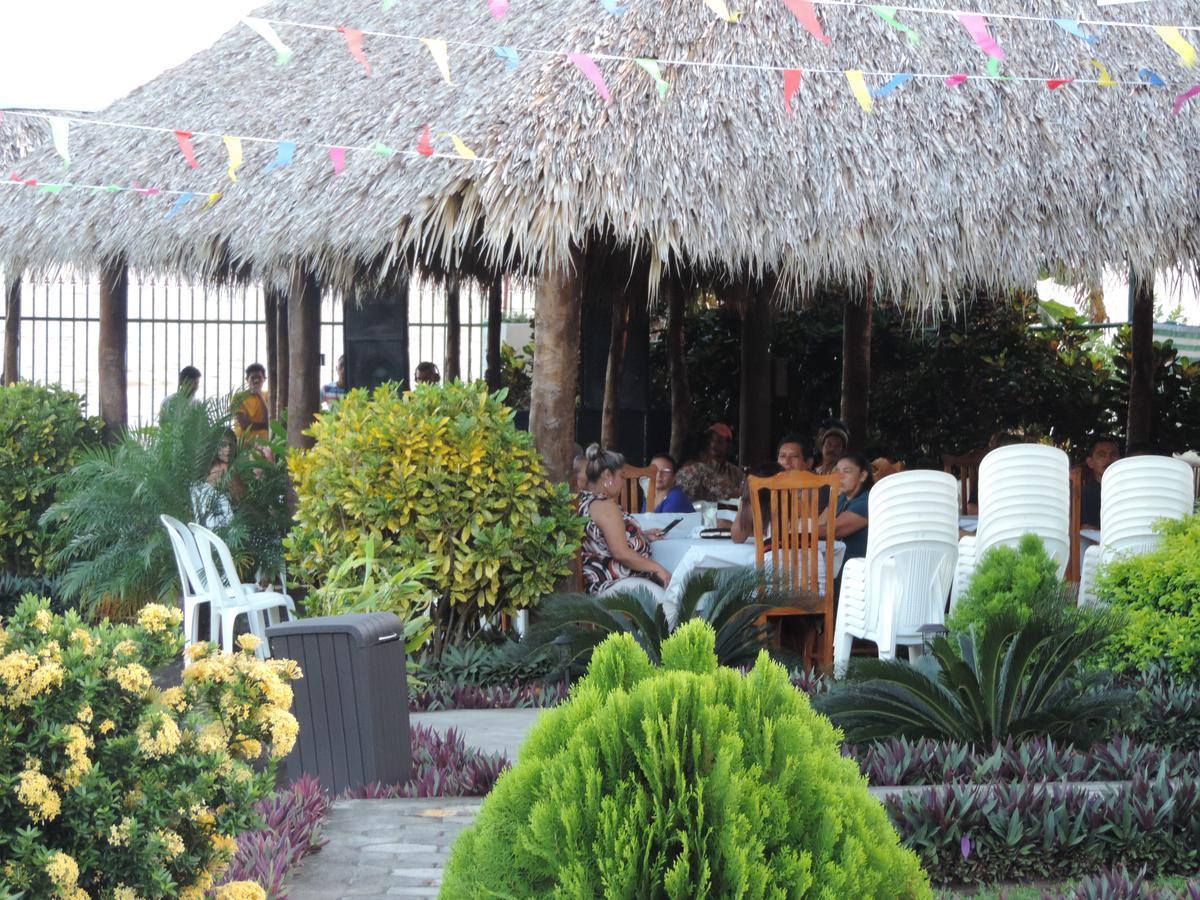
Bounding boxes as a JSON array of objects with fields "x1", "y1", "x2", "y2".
[
  {"x1": 441, "y1": 621, "x2": 931, "y2": 898},
  {"x1": 0, "y1": 596, "x2": 300, "y2": 899},
  {"x1": 0, "y1": 382, "x2": 101, "y2": 577},
  {"x1": 1096, "y1": 512, "x2": 1200, "y2": 677},
  {"x1": 287, "y1": 381, "x2": 582, "y2": 654},
  {"x1": 946, "y1": 533, "x2": 1064, "y2": 642}
]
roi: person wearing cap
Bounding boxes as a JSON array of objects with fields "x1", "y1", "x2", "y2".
[
  {"x1": 159, "y1": 365, "x2": 202, "y2": 420},
  {"x1": 814, "y1": 424, "x2": 850, "y2": 476},
  {"x1": 677, "y1": 423, "x2": 743, "y2": 501}
]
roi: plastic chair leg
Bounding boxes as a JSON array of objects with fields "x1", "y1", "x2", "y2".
[
  {"x1": 221, "y1": 611, "x2": 239, "y2": 656},
  {"x1": 833, "y1": 629, "x2": 854, "y2": 679}
]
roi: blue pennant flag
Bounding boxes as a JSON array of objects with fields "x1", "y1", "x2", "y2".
[
  {"x1": 493, "y1": 46, "x2": 520, "y2": 70},
  {"x1": 165, "y1": 192, "x2": 196, "y2": 220},
  {"x1": 264, "y1": 140, "x2": 297, "y2": 172},
  {"x1": 872, "y1": 73, "x2": 912, "y2": 98}
]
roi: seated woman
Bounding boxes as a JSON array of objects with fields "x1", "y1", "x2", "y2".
[
  {"x1": 577, "y1": 444, "x2": 672, "y2": 596},
  {"x1": 813, "y1": 424, "x2": 849, "y2": 476},
  {"x1": 647, "y1": 453, "x2": 694, "y2": 513},
  {"x1": 730, "y1": 462, "x2": 784, "y2": 545},
  {"x1": 829, "y1": 452, "x2": 874, "y2": 560}
]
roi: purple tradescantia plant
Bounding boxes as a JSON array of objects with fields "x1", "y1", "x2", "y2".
[{"x1": 343, "y1": 724, "x2": 510, "y2": 799}]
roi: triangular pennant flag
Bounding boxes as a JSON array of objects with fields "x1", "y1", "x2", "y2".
[
  {"x1": 38, "y1": 183, "x2": 65, "y2": 194},
  {"x1": 1047, "y1": 78, "x2": 1074, "y2": 90},
  {"x1": 1139, "y1": 68, "x2": 1166, "y2": 87},
  {"x1": 1155, "y1": 27, "x2": 1197, "y2": 68},
  {"x1": 489, "y1": 0, "x2": 509, "y2": 18},
  {"x1": 783, "y1": 68, "x2": 802, "y2": 114},
  {"x1": 439, "y1": 133, "x2": 478, "y2": 159},
  {"x1": 872, "y1": 72, "x2": 911, "y2": 98},
  {"x1": 782, "y1": 0, "x2": 830, "y2": 46},
  {"x1": 382, "y1": 0, "x2": 397, "y2": 9},
  {"x1": 601, "y1": 0, "x2": 627, "y2": 13},
  {"x1": 945, "y1": 73, "x2": 968, "y2": 87},
  {"x1": 242, "y1": 17, "x2": 294, "y2": 65},
  {"x1": 222, "y1": 136, "x2": 243, "y2": 181},
  {"x1": 417, "y1": 125, "x2": 434, "y2": 157},
  {"x1": 870, "y1": 6, "x2": 919, "y2": 44},
  {"x1": 958, "y1": 14, "x2": 1004, "y2": 61},
  {"x1": 264, "y1": 140, "x2": 297, "y2": 172},
  {"x1": 1174, "y1": 85, "x2": 1200, "y2": 114},
  {"x1": 846, "y1": 70, "x2": 872, "y2": 112},
  {"x1": 48, "y1": 117, "x2": 70, "y2": 166},
  {"x1": 568, "y1": 52, "x2": 611, "y2": 103},
  {"x1": 338, "y1": 27, "x2": 372, "y2": 76},
  {"x1": 636, "y1": 58, "x2": 671, "y2": 101},
  {"x1": 1090, "y1": 60, "x2": 1117, "y2": 86},
  {"x1": 494, "y1": 46, "x2": 521, "y2": 70},
  {"x1": 372, "y1": 141, "x2": 395, "y2": 156},
  {"x1": 206, "y1": 192, "x2": 222, "y2": 207},
  {"x1": 165, "y1": 192, "x2": 196, "y2": 220},
  {"x1": 133, "y1": 184, "x2": 161, "y2": 197},
  {"x1": 329, "y1": 147, "x2": 347, "y2": 175},
  {"x1": 174, "y1": 130, "x2": 199, "y2": 169},
  {"x1": 1053, "y1": 19, "x2": 1095, "y2": 45},
  {"x1": 420, "y1": 37, "x2": 455, "y2": 84},
  {"x1": 985, "y1": 57, "x2": 1012, "y2": 80},
  {"x1": 702, "y1": 0, "x2": 741, "y2": 23}
]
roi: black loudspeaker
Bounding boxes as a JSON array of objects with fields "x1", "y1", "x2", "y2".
[{"x1": 345, "y1": 280, "x2": 410, "y2": 392}]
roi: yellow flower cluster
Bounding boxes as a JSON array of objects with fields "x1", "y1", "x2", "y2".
[
  {"x1": 0, "y1": 646, "x2": 64, "y2": 708},
  {"x1": 109, "y1": 816, "x2": 134, "y2": 847},
  {"x1": 157, "y1": 828, "x2": 186, "y2": 859},
  {"x1": 177, "y1": 868, "x2": 214, "y2": 900},
  {"x1": 69, "y1": 627, "x2": 96, "y2": 654},
  {"x1": 98, "y1": 718, "x2": 116, "y2": 734},
  {"x1": 213, "y1": 881, "x2": 267, "y2": 900},
  {"x1": 59, "y1": 723, "x2": 93, "y2": 788},
  {"x1": 197, "y1": 721, "x2": 228, "y2": 755},
  {"x1": 112, "y1": 662, "x2": 152, "y2": 695},
  {"x1": 18, "y1": 762, "x2": 61, "y2": 823},
  {"x1": 236, "y1": 633, "x2": 261, "y2": 652},
  {"x1": 76, "y1": 703, "x2": 92, "y2": 724},
  {"x1": 112, "y1": 639, "x2": 139, "y2": 658},
  {"x1": 31, "y1": 608, "x2": 53, "y2": 633},
  {"x1": 112, "y1": 886, "x2": 142, "y2": 900},
  {"x1": 256, "y1": 704, "x2": 299, "y2": 758},
  {"x1": 136, "y1": 712, "x2": 182, "y2": 759},
  {"x1": 44, "y1": 851, "x2": 78, "y2": 889},
  {"x1": 137, "y1": 602, "x2": 183, "y2": 634},
  {"x1": 160, "y1": 685, "x2": 187, "y2": 711}
]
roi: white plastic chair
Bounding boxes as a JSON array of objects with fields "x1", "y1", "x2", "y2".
[
  {"x1": 160, "y1": 515, "x2": 217, "y2": 661},
  {"x1": 951, "y1": 444, "x2": 1070, "y2": 609},
  {"x1": 1078, "y1": 457, "x2": 1195, "y2": 606},
  {"x1": 833, "y1": 471, "x2": 960, "y2": 677},
  {"x1": 189, "y1": 524, "x2": 295, "y2": 660}
]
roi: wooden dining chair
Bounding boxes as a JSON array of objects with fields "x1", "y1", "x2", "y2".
[
  {"x1": 619, "y1": 465, "x2": 658, "y2": 513},
  {"x1": 746, "y1": 470, "x2": 840, "y2": 669},
  {"x1": 1066, "y1": 467, "x2": 1083, "y2": 583},
  {"x1": 942, "y1": 451, "x2": 983, "y2": 515}
]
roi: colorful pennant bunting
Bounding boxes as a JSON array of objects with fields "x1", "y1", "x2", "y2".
[
  {"x1": 242, "y1": 17, "x2": 294, "y2": 65},
  {"x1": 568, "y1": 52, "x2": 611, "y2": 103},
  {"x1": 372, "y1": 141, "x2": 395, "y2": 156},
  {"x1": 782, "y1": 0, "x2": 830, "y2": 46},
  {"x1": 958, "y1": 14, "x2": 1004, "y2": 61},
  {"x1": 945, "y1": 73, "x2": 968, "y2": 87},
  {"x1": 382, "y1": 0, "x2": 397, "y2": 10},
  {"x1": 702, "y1": 0, "x2": 740, "y2": 23},
  {"x1": 494, "y1": 46, "x2": 521, "y2": 70},
  {"x1": 417, "y1": 125, "x2": 434, "y2": 157},
  {"x1": 48, "y1": 117, "x2": 70, "y2": 167},
  {"x1": 846, "y1": 70, "x2": 872, "y2": 112},
  {"x1": 165, "y1": 192, "x2": 195, "y2": 220},
  {"x1": 601, "y1": 0, "x2": 627, "y2": 14},
  {"x1": 1155, "y1": 27, "x2": 1197, "y2": 68},
  {"x1": 174, "y1": 130, "x2": 199, "y2": 169},
  {"x1": 783, "y1": 68, "x2": 803, "y2": 114},
  {"x1": 1053, "y1": 19, "x2": 1095, "y2": 45},
  {"x1": 222, "y1": 136, "x2": 243, "y2": 182},
  {"x1": 1174, "y1": 85, "x2": 1200, "y2": 114},
  {"x1": 1090, "y1": 60, "x2": 1117, "y2": 86},
  {"x1": 329, "y1": 147, "x2": 347, "y2": 175},
  {"x1": 870, "y1": 6, "x2": 920, "y2": 44},
  {"x1": 338, "y1": 27, "x2": 372, "y2": 76},
  {"x1": 440, "y1": 133, "x2": 479, "y2": 159},
  {"x1": 636, "y1": 58, "x2": 671, "y2": 101},
  {"x1": 264, "y1": 140, "x2": 297, "y2": 171},
  {"x1": 872, "y1": 72, "x2": 912, "y2": 98},
  {"x1": 489, "y1": 0, "x2": 509, "y2": 18},
  {"x1": 1139, "y1": 68, "x2": 1166, "y2": 87},
  {"x1": 1047, "y1": 78, "x2": 1073, "y2": 90},
  {"x1": 420, "y1": 37, "x2": 455, "y2": 84},
  {"x1": 206, "y1": 192, "x2": 222, "y2": 207}
]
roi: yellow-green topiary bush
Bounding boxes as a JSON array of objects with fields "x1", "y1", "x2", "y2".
[
  {"x1": 0, "y1": 596, "x2": 300, "y2": 899},
  {"x1": 286, "y1": 381, "x2": 582, "y2": 651},
  {"x1": 441, "y1": 620, "x2": 932, "y2": 898}
]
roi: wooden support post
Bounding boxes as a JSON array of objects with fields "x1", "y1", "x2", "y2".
[
  {"x1": 601, "y1": 286, "x2": 632, "y2": 450},
  {"x1": 1127, "y1": 273, "x2": 1155, "y2": 449},
  {"x1": 286, "y1": 269, "x2": 321, "y2": 450},
  {"x1": 444, "y1": 274, "x2": 461, "y2": 382},
  {"x1": 263, "y1": 288, "x2": 279, "y2": 418},
  {"x1": 485, "y1": 275, "x2": 503, "y2": 393},
  {"x1": 3, "y1": 277, "x2": 19, "y2": 385},
  {"x1": 98, "y1": 262, "x2": 129, "y2": 437},
  {"x1": 666, "y1": 276, "x2": 691, "y2": 463},
  {"x1": 738, "y1": 282, "x2": 773, "y2": 467},
  {"x1": 275, "y1": 287, "x2": 289, "y2": 416},
  {"x1": 530, "y1": 254, "x2": 582, "y2": 483},
  {"x1": 840, "y1": 283, "x2": 873, "y2": 451}
]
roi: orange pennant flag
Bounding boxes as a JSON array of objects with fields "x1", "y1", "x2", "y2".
[
  {"x1": 783, "y1": 69, "x2": 803, "y2": 114},
  {"x1": 337, "y1": 27, "x2": 371, "y2": 76}
]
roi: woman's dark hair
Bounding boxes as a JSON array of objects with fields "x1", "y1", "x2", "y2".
[
  {"x1": 584, "y1": 443, "x2": 625, "y2": 484},
  {"x1": 744, "y1": 461, "x2": 784, "y2": 523},
  {"x1": 836, "y1": 451, "x2": 875, "y2": 493},
  {"x1": 650, "y1": 452, "x2": 678, "y2": 471}
]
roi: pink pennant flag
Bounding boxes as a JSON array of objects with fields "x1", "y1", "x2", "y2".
[
  {"x1": 417, "y1": 124, "x2": 434, "y2": 157},
  {"x1": 489, "y1": 0, "x2": 509, "y2": 18},
  {"x1": 958, "y1": 14, "x2": 1004, "y2": 61},
  {"x1": 568, "y1": 52, "x2": 611, "y2": 103},
  {"x1": 783, "y1": 69, "x2": 803, "y2": 114},
  {"x1": 329, "y1": 146, "x2": 347, "y2": 175},
  {"x1": 337, "y1": 27, "x2": 372, "y2": 75},
  {"x1": 781, "y1": 0, "x2": 830, "y2": 46},
  {"x1": 174, "y1": 130, "x2": 199, "y2": 169},
  {"x1": 1174, "y1": 85, "x2": 1200, "y2": 115},
  {"x1": 945, "y1": 73, "x2": 968, "y2": 87}
]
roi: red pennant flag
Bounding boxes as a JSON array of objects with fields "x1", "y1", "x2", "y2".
[
  {"x1": 174, "y1": 130, "x2": 199, "y2": 168},
  {"x1": 337, "y1": 27, "x2": 372, "y2": 76},
  {"x1": 1047, "y1": 79, "x2": 1073, "y2": 90},
  {"x1": 781, "y1": 0, "x2": 830, "y2": 46},
  {"x1": 783, "y1": 69, "x2": 803, "y2": 114},
  {"x1": 417, "y1": 125, "x2": 434, "y2": 157}
]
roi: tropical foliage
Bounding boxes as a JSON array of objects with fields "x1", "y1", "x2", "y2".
[
  {"x1": 817, "y1": 609, "x2": 1126, "y2": 746},
  {"x1": 0, "y1": 382, "x2": 101, "y2": 576},
  {"x1": 0, "y1": 596, "x2": 299, "y2": 899},
  {"x1": 946, "y1": 534, "x2": 1065, "y2": 643},
  {"x1": 442, "y1": 622, "x2": 932, "y2": 898},
  {"x1": 287, "y1": 381, "x2": 582, "y2": 656}
]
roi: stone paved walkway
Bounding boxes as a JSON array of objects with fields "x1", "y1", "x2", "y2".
[{"x1": 410, "y1": 708, "x2": 544, "y2": 760}]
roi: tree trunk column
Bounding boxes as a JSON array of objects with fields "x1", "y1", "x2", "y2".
[
  {"x1": 601, "y1": 286, "x2": 631, "y2": 450},
  {"x1": 3, "y1": 277, "x2": 19, "y2": 385},
  {"x1": 738, "y1": 283, "x2": 773, "y2": 467},
  {"x1": 444, "y1": 274, "x2": 461, "y2": 382},
  {"x1": 287, "y1": 269, "x2": 321, "y2": 450},
  {"x1": 485, "y1": 275, "x2": 503, "y2": 393},
  {"x1": 840, "y1": 283, "x2": 873, "y2": 451},
  {"x1": 666, "y1": 276, "x2": 691, "y2": 463},
  {"x1": 1127, "y1": 273, "x2": 1155, "y2": 448},
  {"x1": 98, "y1": 262, "x2": 129, "y2": 437},
  {"x1": 275, "y1": 289, "x2": 290, "y2": 416},
  {"x1": 530, "y1": 254, "x2": 582, "y2": 483},
  {"x1": 263, "y1": 288, "x2": 279, "y2": 418}
]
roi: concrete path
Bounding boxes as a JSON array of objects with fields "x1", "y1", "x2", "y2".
[{"x1": 410, "y1": 708, "x2": 544, "y2": 760}]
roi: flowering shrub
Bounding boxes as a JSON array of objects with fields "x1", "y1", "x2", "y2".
[{"x1": 0, "y1": 596, "x2": 300, "y2": 899}]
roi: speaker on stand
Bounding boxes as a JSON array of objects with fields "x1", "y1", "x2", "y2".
[{"x1": 344, "y1": 275, "x2": 411, "y2": 392}]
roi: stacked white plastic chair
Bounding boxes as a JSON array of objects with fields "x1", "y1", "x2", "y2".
[
  {"x1": 1077, "y1": 456, "x2": 1195, "y2": 606},
  {"x1": 950, "y1": 444, "x2": 1070, "y2": 609},
  {"x1": 833, "y1": 471, "x2": 960, "y2": 677},
  {"x1": 189, "y1": 524, "x2": 296, "y2": 660},
  {"x1": 160, "y1": 515, "x2": 217, "y2": 662}
]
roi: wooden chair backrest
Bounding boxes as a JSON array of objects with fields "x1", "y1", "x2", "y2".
[
  {"x1": 619, "y1": 465, "x2": 658, "y2": 514},
  {"x1": 1066, "y1": 467, "x2": 1083, "y2": 583},
  {"x1": 943, "y1": 451, "x2": 983, "y2": 515},
  {"x1": 746, "y1": 470, "x2": 840, "y2": 598}
]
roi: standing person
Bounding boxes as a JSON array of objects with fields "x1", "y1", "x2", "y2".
[
  {"x1": 777, "y1": 434, "x2": 813, "y2": 472},
  {"x1": 322, "y1": 355, "x2": 347, "y2": 406},
  {"x1": 677, "y1": 423, "x2": 743, "y2": 501},
  {"x1": 159, "y1": 365, "x2": 201, "y2": 420},
  {"x1": 1080, "y1": 436, "x2": 1122, "y2": 530},
  {"x1": 414, "y1": 361, "x2": 441, "y2": 385},
  {"x1": 234, "y1": 363, "x2": 270, "y2": 442},
  {"x1": 646, "y1": 453, "x2": 694, "y2": 513}
]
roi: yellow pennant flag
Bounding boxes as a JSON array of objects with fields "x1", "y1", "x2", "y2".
[
  {"x1": 222, "y1": 136, "x2": 243, "y2": 182},
  {"x1": 846, "y1": 69, "x2": 873, "y2": 112},
  {"x1": 702, "y1": 0, "x2": 741, "y2": 22},
  {"x1": 206, "y1": 192, "x2": 222, "y2": 207},
  {"x1": 420, "y1": 37, "x2": 455, "y2": 84},
  {"x1": 439, "y1": 132, "x2": 478, "y2": 159},
  {"x1": 1154, "y1": 26, "x2": 1197, "y2": 67},
  {"x1": 1089, "y1": 59, "x2": 1117, "y2": 86}
]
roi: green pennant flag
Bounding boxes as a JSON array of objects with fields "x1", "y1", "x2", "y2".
[
  {"x1": 635, "y1": 58, "x2": 671, "y2": 101},
  {"x1": 372, "y1": 141, "x2": 396, "y2": 156},
  {"x1": 870, "y1": 6, "x2": 920, "y2": 44}
]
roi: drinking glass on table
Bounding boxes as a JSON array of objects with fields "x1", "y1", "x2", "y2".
[{"x1": 698, "y1": 501, "x2": 717, "y2": 528}]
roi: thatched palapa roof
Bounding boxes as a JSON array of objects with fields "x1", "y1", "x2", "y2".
[{"x1": 0, "y1": 0, "x2": 1197, "y2": 305}]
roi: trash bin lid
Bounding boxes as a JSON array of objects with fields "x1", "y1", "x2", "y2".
[{"x1": 266, "y1": 612, "x2": 405, "y2": 648}]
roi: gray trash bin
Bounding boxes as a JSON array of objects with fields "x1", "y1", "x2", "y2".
[{"x1": 266, "y1": 612, "x2": 411, "y2": 795}]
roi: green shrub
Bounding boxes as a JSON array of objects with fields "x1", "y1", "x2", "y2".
[
  {"x1": 287, "y1": 381, "x2": 582, "y2": 655},
  {"x1": 0, "y1": 382, "x2": 101, "y2": 576},
  {"x1": 223, "y1": 417, "x2": 292, "y2": 586},
  {"x1": 947, "y1": 533, "x2": 1062, "y2": 642},
  {"x1": 1096, "y1": 513, "x2": 1200, "y2": 677},
  {"x1": 0, "y1": 596, "x2": 300, "y2": 899},
  {"x1": 441, "y1": 621, "x2": 932, "y2": 898}
]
